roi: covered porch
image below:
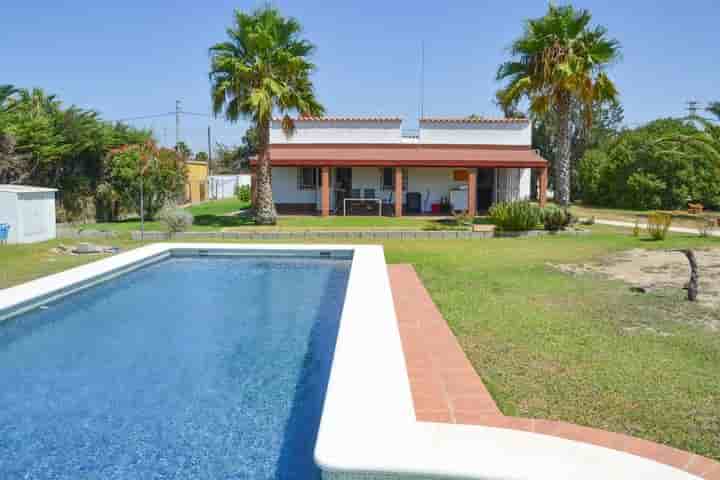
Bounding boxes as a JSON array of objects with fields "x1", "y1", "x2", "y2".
[{"x1": 252, "y1": 144, "x2": 549, "y2": 217}]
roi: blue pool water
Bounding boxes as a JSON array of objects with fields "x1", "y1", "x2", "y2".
[{"x1": 0, "y1": 256, "x2": 350, "y2": 479}]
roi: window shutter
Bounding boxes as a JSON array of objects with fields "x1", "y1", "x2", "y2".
[{"x1": 297, "y1": 167, "x2": 303, "y2": 190}]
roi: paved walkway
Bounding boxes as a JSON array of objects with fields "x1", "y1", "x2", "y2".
[
  {"x1": 387, "y1": 264, "x2": 720, "y2": 479},
  {"x1": 596, "y1": 219, "x2": 720, "y2": 237}
]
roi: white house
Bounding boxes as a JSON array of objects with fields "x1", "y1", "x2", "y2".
[
  {"x1": 251, "y1": 116, "x2": 548, "y2": 216},
  {"x1": 0, "y1": 185, "x2": 57, "y2": 243}
]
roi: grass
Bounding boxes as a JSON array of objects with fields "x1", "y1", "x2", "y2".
[
  {"x1": 2, "y1": 225, "x2": 720, "y2": 460},
  {"x1": 78, "y1": 198, "x2": 461, "y2": 233},
  {"x1": 571, "y1": 204, "x2": 720, "y2": 230}
]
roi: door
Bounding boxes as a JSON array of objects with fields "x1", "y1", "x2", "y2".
[
  {"x1": 477, "y1": 168, "x2": 494, "y2": 211},
  {"x1": 334, "y1": 168, "x2": 352, "y2": 212}
]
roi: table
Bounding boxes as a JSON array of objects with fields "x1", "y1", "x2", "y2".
[{"x1": 343, "y1": 198, "x2": 382, "y2": 216}]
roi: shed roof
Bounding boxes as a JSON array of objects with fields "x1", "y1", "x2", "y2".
[{"x1": 0, "y1": 185, "x2": 58, "y2": 193}]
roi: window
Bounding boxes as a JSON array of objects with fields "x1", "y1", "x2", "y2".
[
  {"x1": 297, "y1": 167, "x2": 323, "y2": 190},
  {"x1": 381, "y1": 168, "x2": 408, "y2": 191}
]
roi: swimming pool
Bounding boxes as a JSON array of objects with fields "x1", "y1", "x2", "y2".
[
  {"x1": 0, "y1": 253, "x2": 350, "y2": 479},
  {"x1": 0, "y1": 244, "x2": 700, "y2": 480}
]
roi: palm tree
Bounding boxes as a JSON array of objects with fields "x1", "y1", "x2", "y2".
[
  {"x1": 209, "y1": 6, "x2": 324, "y2": 224},
  {"x1": 497, "y1": 5, "x2": 621, "y2": 206}
]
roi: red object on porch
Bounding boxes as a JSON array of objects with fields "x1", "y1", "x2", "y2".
[{"x1": 431, "y1": 204, "x2": 442, "y2": 214}]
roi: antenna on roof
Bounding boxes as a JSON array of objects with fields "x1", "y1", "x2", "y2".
[{"x1": 419, "y1": 40, "x2": 425, "y2": 121}]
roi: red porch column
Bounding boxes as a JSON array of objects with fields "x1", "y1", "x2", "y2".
[
  {"x1": 394, "y1": 167, "x2": 403, "y2": 217},
  {"x1": 538, "y1": 166, "x2": 548, "y2": 208},
  {"x1": 467, "y1": 169, "x2": 477, "y2": 216},
  {"x1": 321, "y1": 166, "x2": 330, "y2": 217}
]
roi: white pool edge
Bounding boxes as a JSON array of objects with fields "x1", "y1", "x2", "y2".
[{"x1": 0, "y1": 244, "x2": 702, "y2": 480}]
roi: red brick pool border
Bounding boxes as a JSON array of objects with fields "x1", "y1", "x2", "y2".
[{"x1": 388, "y1": 264, "x2": 720, "y2": 479}]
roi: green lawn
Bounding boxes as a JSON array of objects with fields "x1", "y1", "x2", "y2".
[
  {"x1": 79, "y1": 198, "x2": 458, "y2": 233},
  {"x1": 2, "y1": 226, "x2": 720, "y2": 459}
]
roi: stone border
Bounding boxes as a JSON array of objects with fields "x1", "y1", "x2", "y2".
[
  {"x1": 388, "y1": 264, "x2": 720, "y2": 479},
  {"x1": 128, "y1": 230, "x2": 495, "y2": 241}
]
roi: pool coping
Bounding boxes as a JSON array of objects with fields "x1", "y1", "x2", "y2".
[
  {"x1": 0, "y1": 244, "x2": 713, "y2": 479},
  {"x1": 385, "y1": 264, "x2": 720, "y2": 480}
]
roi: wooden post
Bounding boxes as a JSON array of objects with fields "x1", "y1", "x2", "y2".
[
  {"x1": 321, "y1": 166, "x2": 330, "y2": 217},
  {"x1": 538, "y1": 167, "x2": 548, "y2": 208},
  {"x1": 467, "y1": 169, "x2": 477, "y2": 216},
  {"x1": 394, "y1": 167, "x2": 403, "y2": 217},
  {"x1": 680, "y1": 249, "x2": 699, "y2": 301}
]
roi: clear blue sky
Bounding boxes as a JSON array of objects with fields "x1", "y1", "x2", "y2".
[{"x1": 3, "y1": 0, "x2": 718, "y2": 153}]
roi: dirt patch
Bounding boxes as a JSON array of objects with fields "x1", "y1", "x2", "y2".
[{"x1": 554, "y1": 248, "x2": 720, "y2": 310}]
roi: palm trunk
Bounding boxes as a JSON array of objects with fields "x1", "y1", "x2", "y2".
[
  {"x1": 555, "y1": 95, "x2": 572, "y2": 206},
  {"x1": 254, "y1": 121, "x2": 277, "y2": 225}
]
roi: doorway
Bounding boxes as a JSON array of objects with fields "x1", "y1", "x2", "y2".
[
  {"x1": 334, "y1": 168, "x2": 352, "y2": 213},
  {"x1": 477, "y1": 168, "x2": 495, "y2": 211}
]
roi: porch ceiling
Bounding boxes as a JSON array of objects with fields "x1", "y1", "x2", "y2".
[{"x1": 256, "y1": 144, "x2": 548, "y2": 168}]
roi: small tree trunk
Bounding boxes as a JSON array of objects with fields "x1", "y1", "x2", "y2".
[
  {"x1": 254, "y1": 121, "x2": 277, "y2": 225},
  {"x1": 555, "y1": 96, "x2": 572, "y2": 207},
  {"x1": 680, "y1": 249, "x2": 699, "y2": 301}
]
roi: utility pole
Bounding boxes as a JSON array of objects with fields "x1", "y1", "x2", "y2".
[
  {"x1": 420, "y1": 40, "x2": 425, "y2": 121},
  {"x1": 175, "y1": 100, "x2": 181, "y2": 147},
  {"x1": 207, "y1": 125, "x2": 212, "y2": 175}
]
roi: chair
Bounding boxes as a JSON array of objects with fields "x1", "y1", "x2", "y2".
[
  {"x1": 363, "y1": 189, "x2": 377, "y2": 214},
  {"x1": 406, "y1": 192, "x2": 422, "y2": 214},
  {"x1": 0, "y1": 223, "x2": 9, "y2": 245}
]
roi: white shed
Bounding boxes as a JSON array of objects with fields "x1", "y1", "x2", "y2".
[
  {"x1": 208, "y1": 174, "x2": 251, "y2": 200},
  {"x1": 0, "y1": 185, "x2": 58, "y2": 244}
]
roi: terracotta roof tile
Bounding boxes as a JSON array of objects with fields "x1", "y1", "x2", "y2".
[
  {"x1": 272, "y1": 116, "x2": 402, "y2": 122},
  {"x1": 420, "y1": 117, "x2": 529, "y2": 124}
]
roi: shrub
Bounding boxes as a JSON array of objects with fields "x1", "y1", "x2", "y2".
[
  {"x1": 488, "y1": 201, "x2": 542, "y2": 231},
  {"x1": 452, "y1": 211, "x2": 475, "y2": 227},
  {"x1": 235, "y1": 184, "x2": 251, "y2": 203},
  {"x1": 158, "y1": 207, "x2": 194, "y2": 235},
  {"x1": 106, "y1": 143, "x2": 187, "y2": 220},
  {"x1": 632, "y1": 217, "x2": 641, "y2": 237},
  {"x1": 646, "y1": 212, "x2": 672, "y2": 240},
  {"x1": 542, "y1": 205, "x2": 572, "y2": 231}
]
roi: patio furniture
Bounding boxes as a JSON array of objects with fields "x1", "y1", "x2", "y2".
[
  {"x1": 0, "y1": 223, "x2": 9, "y2": 245},
  {"x1": 343, "y1": 197, "x2": 382, "y2": 216},
  {"x1": 406, "y1": 192, "x2": 422, "y2": 214}
]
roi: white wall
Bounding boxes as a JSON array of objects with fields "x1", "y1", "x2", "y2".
[
  {"x1": 270, "y1": 166, "x2": 532, "y2": 213},
  {"x1": 271, "y1": 167, "x2": 319, "y2": 205},
  {"x1": 0, "y1": 191, "x2": 56, "y2": 244},
  {"x1": 419, "y1": 121, "x2": 531, "y2": 146},
  {"x1": 208, "y1": 175, "x2": 251, "y2": 200},
  {"x1": 270, "y1": 119, "x2": 402, "y2": 144}
]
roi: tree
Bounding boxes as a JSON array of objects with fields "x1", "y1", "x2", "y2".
[
  {"x1": 578, "y1": 118, "x2": 720, "y2": 209},
  {"x1": 105, "y1": 141, "x2": 187, "y2": 220},
  {"x1": 497, "y1": 4, "x2": 621, "y2": 205},
  {"x1": 209, "y1": 6, "x2": 324, "y2": 224},
  {"x1": 533, "y1": 100, "x2": 624, "y2": 198},
  {"x1": 175, "y1": 141, "x2": 192, "y2": 159}
]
